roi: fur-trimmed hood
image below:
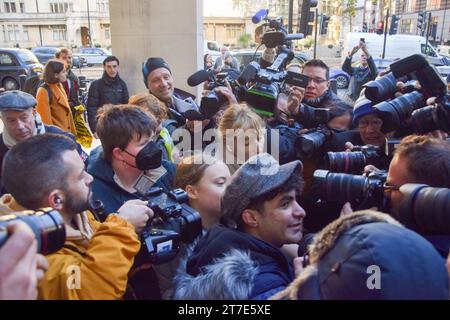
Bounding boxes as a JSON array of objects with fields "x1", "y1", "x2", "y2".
[
  {"x1": 273, "y1": 211, "x2": 449, "y2": 300},
  {"x1": 173, "y1": 225, "x2": 295, "y2": 300}
]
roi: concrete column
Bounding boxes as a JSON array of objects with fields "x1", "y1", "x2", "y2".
[{"x1": 109, "y1": 0, "x2": 203, "y2": 96}]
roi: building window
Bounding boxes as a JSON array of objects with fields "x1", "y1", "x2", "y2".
[
  {"x1": 50, "y1": 0, "x2": 70, "y2": 13},
  {"x1": 4, "y1": 1, "x2": 17, "y2": 13},
  {"x1": 1, "y1": 25, "x2": 6, "y2": 42},
  {"x1": 23, "y1": 26, "x2": 29, "y2": 41},
  {"x1": 226, "y1": 24, "x2": 242, "y2": 39},
  {"x1": 103, "y1": 24, "x2": 110, "y2": 40},
  {"x1": 53, "y1": 25, "x2": 67, "y2": 41},
  {"x1": 19, "y1": 1, "x2": 25, "y2": 13},
  {"x1": 96, "y1": 0, "x2": 109, "y2": 13},
  {"x1": 7, "y1": 24, "x2": 20, "y2": 41},
  {"x1": 426, "y1": 0, "x2": 441, "y2": 11}
]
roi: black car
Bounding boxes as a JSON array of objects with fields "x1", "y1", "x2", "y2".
[{"x1": 0, "y1": 48, "x2": 43, "y2": 91}]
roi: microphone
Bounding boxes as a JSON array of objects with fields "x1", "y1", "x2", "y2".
[
  {"x1": 252, "y1": 9, "x2": 269, "y2": 24},
  {"x1": 187, "y1": 70, "x2": 212, "y2": 87}
]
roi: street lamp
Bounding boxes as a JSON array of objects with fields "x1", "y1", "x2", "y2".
[{"x1": 87, "y1": 0, "x2": 92, "y2": 47}]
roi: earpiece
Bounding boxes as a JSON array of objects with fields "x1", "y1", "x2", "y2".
[{"x1": 55, "y1": 197, "x2": 62, "y2": 205}]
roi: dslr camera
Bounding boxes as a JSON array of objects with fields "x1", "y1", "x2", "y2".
[
  {"x1": 134, "y1": 177, "x2": 202, "y2": 265},
  {"x1": 364, "y1": 54, "x2": 450, "y2": 134},
  {"x1": 0, "y1": 208, "x2": 66, "y2": 255},
  {"x1": 326, "y1": 145, "x2": 390, "y2": 174},
  {"x1": 312, "y1": 169, "x2": 388, "y2": 211}
]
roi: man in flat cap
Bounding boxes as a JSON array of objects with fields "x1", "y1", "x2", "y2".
[
  {"x1": 0, "y1": 90, "x2": 85, "y2": 193},
  {"x1": 173, "y1": 153, "x2": 306, "y2": 300}
]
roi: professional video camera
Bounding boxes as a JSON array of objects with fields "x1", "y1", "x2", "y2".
[
  {"x1": 241, "y1": 9, "x2": 307, "y2": 115},
  {"x1": 0, "y1": 208, "x2": 65, "y2": 255},
  {"x1": 326, "y1": 145, "x2": 390, "y2": 174},
  {"x1": 398, "y1": 184, "x2": 450, "y2": 235},
  {"x1": 134, "y1": 177, "x2": 202, "y2": 265},
  {"x1": 312, "y1": 169, "x2": 388, "y2": 210},
  {"x1": 364, "y1": 54, "x2": 450, "y2": 134},
  {"x1": 187, "y1": 69, "x2": 246, "y2": 120}
]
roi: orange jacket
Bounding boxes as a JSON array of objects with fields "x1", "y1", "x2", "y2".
[
  {"x1": 0, "y1": 195, "x2": 140, "y2": 300},
  {"x1": 38, "y1": 212, "x2": 141, "y2": 300},
  {"x1": 36, "y1": 83, "x2": 77, "y2": 136}
]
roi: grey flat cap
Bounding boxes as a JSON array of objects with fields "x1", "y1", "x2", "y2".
[
  {"x1": 221, "y1": 153, "x2": 303, "y2": 227},
  {"x1": 0, "y1": 90, "x2": 37, "y2": 111}
]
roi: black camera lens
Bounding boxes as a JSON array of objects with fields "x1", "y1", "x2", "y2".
[
  {"x1": 313, "y1": 170, "x2": 369, "y2": 203},
  {"x1": 364, "y1": 73, "x2": 398, "y2": 103},
  {"x1": 296, "y1": 130, "x2": 329, "y2": 158},
  {"x1": 399, "y1": 184, "x2": 450, "y2": 235},
  {"x1": 409, "y1": 103, "x2": 450, "y2": 134},
  {"x1": 0, "y1": 209, "x2": 66, "y2": 255},
  {"x1": 326, "y1": 152, "x2": 367, "y2": 174},
  {"x1": 374, "y1": 91, "x2": 424, "y2": 133}
]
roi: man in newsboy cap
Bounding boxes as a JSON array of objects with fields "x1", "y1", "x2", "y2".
[
  {"x1": 0, "y1": 90, "x2": 85, "y2": 193},
  {"x1": 173, "y1": 153, "x2": 307, "y2": 300}
]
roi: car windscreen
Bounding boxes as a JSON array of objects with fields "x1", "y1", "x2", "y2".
[{"x1": 17, "y1": 51, "x2": 39, "y2": 65}]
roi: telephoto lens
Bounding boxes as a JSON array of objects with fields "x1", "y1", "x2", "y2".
[
  {"x1": 0, "y1": 208, "x2": 66, "y2": 255},
  {"x1": 326, "y1": 146, "x2": 383, "y2": 174},
  {"x1": 364, "y1": 73, "x2": 398, "y2": 103},
  {"x1": 312, "y1": 170, "x2": 386, "y2": 210},
  {"x1": 374, "y1": 91, "x2": 425, "y2": 133},
  {"x1": 399, "y1": 184, "x2": 450, "y2": 235}
]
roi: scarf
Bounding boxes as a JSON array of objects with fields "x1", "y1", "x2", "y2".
[{"x1": 2, "y1": 112, "x2": 46, "y2": 149}]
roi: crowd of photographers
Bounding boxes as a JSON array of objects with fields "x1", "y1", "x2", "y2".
[{"x1": 0, "y1": 32, "x2": 450, "y2": 300}]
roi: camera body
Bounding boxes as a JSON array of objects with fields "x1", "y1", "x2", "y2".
[
  {"x1": 0, "y1": 208, "x2": 66, "y2": 255},
  {"x1": 200, "y1": 70, "x2": 244, "y2": 119},
  {"x1": 137, "y1": 187, "x2": 202, "y2": 265}
]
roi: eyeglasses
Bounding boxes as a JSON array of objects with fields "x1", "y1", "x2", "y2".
[
  {"x1": 358, "y1": 119, "x2": 383, "y2": 129},
  {"x1": 308, "y1": 78, "x2": 328, "y2": 85},
  {"x1": 383, "y1": 182, "x2": 400, "y2": 193}
]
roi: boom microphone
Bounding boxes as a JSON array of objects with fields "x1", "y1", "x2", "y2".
[
  {"x1": 252, "y1": 9, "x2": 269, "y2": 24},
  {"x1": 187, "y1": 70, "x2": 212, "y2": 87}
]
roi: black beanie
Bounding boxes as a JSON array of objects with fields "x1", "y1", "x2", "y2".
[{"x1": 142, "y1": 57, "x2": 172, "y2": 87}]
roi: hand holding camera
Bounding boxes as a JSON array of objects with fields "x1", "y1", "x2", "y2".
[{"x1": 118, "y1": 199, "x2": 154, "y2": 233}]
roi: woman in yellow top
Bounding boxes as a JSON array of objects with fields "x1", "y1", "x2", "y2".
[{"x1": 36, "y1": 59, "x2": 76, "y2": 136}]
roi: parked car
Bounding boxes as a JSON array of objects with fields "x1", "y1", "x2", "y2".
[
  {"x1": 31, "y1": 46, "x2": 87, "y2": 68},
  {"x1": 330, "y1": 68, "x2": 351, "y2": 89},
  {"x1": 0, "y1": 48, "x2": 43, "y2": 91},
  {"x1": 330, "y1": 58, "x2": 392, "y2": 90},
  {"x1": 232, "y1": 49, "x2": 310, "y2": 72},
  {"x1": 77, "y1": 48, "x2": 112, "y2": 66},
  {"x1": 32, "y1": 46, "x2": 61, "y2": 65}
]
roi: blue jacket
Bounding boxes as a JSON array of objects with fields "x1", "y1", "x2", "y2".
[
  {"x1": 86, "y1": 146, "x2": 176, "y2": 215},
  {"x1": 173, "y1": 225, "x2": 295, "y2": 300}
]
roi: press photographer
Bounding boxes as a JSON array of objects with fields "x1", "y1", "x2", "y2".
[{"x1": 1, "y1": 133, "x2": 154, "y2": 299}]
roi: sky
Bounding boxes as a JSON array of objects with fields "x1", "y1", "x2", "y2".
[{"x1": 203, "y1": 0, "x2": 242, "y2": 17}]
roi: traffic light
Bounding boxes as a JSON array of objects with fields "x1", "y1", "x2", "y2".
[
  {"x1": 389, "y1": 15, "x2": 400, "y2": 35},
  {"x1": 376, "y1": 21, "x2": 384, "y2": 35},
  {"x1": 362, "y1": 22, "x2": 368, "y2": 33},
  {"x1": 299, "y1": 0, "x2": 318, "y2": 35},
  {"x1": 417, "y1": 12, "x2": 426, "y2": 32},
  {"x1": 320, "y1": 15, "x2": 330, "y2": 35}
]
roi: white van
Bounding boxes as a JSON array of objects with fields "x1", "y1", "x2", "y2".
[{"x1": 344, "y1": 32, "x2": 448, "y2": 66}]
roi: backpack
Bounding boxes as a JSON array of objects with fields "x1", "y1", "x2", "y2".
[{"x1": 23, "y1": 76, "x2": 53, "y2": 104}]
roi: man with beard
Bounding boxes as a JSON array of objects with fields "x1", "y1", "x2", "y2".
[
  {"x1": 87, "y1": 56, "x2": 129, "y2": 133},
  {"x1": 1, "y1": 134, "x2": 153, "y2": 299}
]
